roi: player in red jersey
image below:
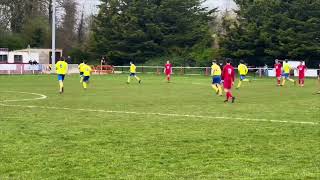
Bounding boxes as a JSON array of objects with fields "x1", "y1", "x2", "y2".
[
  {"x1": 296, "y1": 61, "x2": 307, "y2": 87},
  {"x1": 164, "y1": 60, "x2": 172, "y2": 82},
  {"x1": 222, "y1": 58, "x2": 236, "y2": 103},
  {"x1": 274, "y1": 59, "x2": 282, "y2": 86}
]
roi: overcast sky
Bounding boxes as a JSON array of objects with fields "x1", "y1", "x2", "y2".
[{"x1": 77, "y1": 0, "x2": 237, "y2": 16}]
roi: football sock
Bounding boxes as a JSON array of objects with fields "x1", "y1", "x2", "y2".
[
  {"x1": 237, "y1": 81, "x2": 242, "y2": 88},
  {"x1": 288, "y1": 78, "x2": 295, "y2": 83},
  {"x1": 127, "y1": 76, "x2": 131, "y2": 83},
  {"x1": 226, "y1": 92, "x2": 232, "y2": 100},
  {"x1": 212, "y1": 84, "x2": 218, "y2": 92},
  {"x1": 229, "y1": 92, "x2": 233, "y2": 98},
  {"x1": 83, "y1": 82, "x2": 87, "y2": 89},
  {"x1": 243, "y1": 79, "x2": 250, "y2": 82},
  {"x1": 217, "y1": 85, "x2": 222, "y2": 96},
  {"x1": 80, "y1": 77, "x2": 83, "y2": 83},
  {"x1": 135, "y1": 76, "x2": 141, "y2": 81},
  {"x1": 277, "y1": 79, "x2": 281, "y2": 85},
  {"x1": 59, "y1": 81, "x2": 64, "y2": 92},
  {"x1": 281, "y1": 79, "x2": 286, "y2": 86}
]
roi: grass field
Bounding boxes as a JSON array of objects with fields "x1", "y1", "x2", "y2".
[{"x1": 0, "y1": 74, "x2": 319, "y2": 179}]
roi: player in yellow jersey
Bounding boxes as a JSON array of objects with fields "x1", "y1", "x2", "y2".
[
  {"x1": 56, "y1": 57, "x2": 68, "y2": 94},
  {"x1": 281, "y1": 60, "x2": 296, "y2": 86},
  {"x1": 127, "y1": 61, "x2": 141, "y2": 84},
  {"x1": 211, "y1": 60, "x2": 222, "y2": 96},
  {"x1": 82, "y1": 63, "x2": 92, "y2": 89},
  {"x1": 236, "y1": 60, "x2": 250, "y2": 89},
  {"x1": 78, "y1": 61, "x2": 85, "y2": 83}
]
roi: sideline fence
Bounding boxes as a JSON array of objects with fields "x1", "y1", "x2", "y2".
[{"x1": 0, "y1": 64, "x2": 319, "y2": 77}]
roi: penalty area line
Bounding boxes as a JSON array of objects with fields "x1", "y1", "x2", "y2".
[{"x1": 0, "y1": 103, "x2": 318, "y2": 126}]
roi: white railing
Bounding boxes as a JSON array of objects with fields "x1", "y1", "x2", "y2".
[
  {"x1": 0, "y1": 64, "x2": 319, "y2": 77},
  {"x1": 113, "y1": 66, "x2": 269, "y2": 77}
]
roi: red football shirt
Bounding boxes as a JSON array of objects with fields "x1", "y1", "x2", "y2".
[
  {"x1": 165, "y1": 63, "x2": 172, "y2": 74},
  {"x1": 222, "y1": 64, "x2": 235, "y2": 82},
  {"x1": 274, "y1": 63, "x2": 282, "y2": 76},
  {"x1": 297, "y1": 65, "x2": 306, "y2": 78}
]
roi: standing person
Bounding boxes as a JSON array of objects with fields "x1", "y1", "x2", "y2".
[
  {"x1": 281, "y1": 60, "x2": 296, "y2": 86},
  {"x1": 55, "y1": 57, "x2": 68, "y2": 94},
  {"x1": 164, "y1": 60, "x2": 173, "y2": 83},
  {"x1": 236, "y1": 60, "x2": 250, "y2": 89},
  {"x1": 78, "y1": 61, "x2": 85, "y2": 83},
  {"x1": 274, "y1": 59, "x2": 282, "y2": 86},
  {"x1": 222, "y1": 59, "x2": 236, "y2": 103},
  {"x1": 211, "y1": 60, "x2": 222, "y2": 96},
  {"x1": 82, "y1": 63, "x2": 92, "y2": 90},
  {"x1": 296, "y1": 61, "x2": 307, "y2": 87},
  {"x1": 127, "y1": 61, "x2": 141, "y2": 84}
]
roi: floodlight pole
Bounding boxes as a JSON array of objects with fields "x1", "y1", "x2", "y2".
[{"x1": 51, "y1": 0, "x2": 56, "y2": 73}]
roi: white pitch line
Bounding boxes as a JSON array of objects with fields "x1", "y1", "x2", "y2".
[
  {"x1": 0, "y1": 91, "x2": 318, "y2": 126},
  {"x1": 0, "y1": 103, "x2": 318, "y2": 126},
  {"x1": 0, "y1": 91, "x2": 47, "y2": 102}
]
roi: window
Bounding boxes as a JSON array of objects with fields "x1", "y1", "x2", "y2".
[
  {"x1": 14, "y1": 55, "x2": 23, "y2": 63},
  {"x1": 0, "y1": 55, "x2": 8, "y2": 63}
]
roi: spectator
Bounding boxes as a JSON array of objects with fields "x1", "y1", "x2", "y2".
[
  {"x1": 264, "y1": 64, "x2": 268, "y2": 76},
  {"x1": 67, "y1": 56, "x2": 72, "y2": 63}
]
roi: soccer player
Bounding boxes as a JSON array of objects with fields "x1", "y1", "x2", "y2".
[
  {"x1": 164, "y1": 60, "x2": 172, "y2": 82},
  {"x1": 296, "y1": 61, "x2": 307, "y2": 87},
  {"x1": 281, "y1": 60, "x2": 296, "y2": 86},
  {"x1": 236, "y1": 60, "x2": 250, "y2": 89},
  {"x1": 222, "y1": 58, "x2": 236, "y2": 103},
  {"x1": 127, "y1": 61, "x2": 141, "y2": 84},
  {"x1": 211, "y1": 60, "x2": 222, "y2": 96},
  {"x1": 55, "y1": 57, "x2": 68, "y2": 94},
  {"x1": 274, "y1": 59, "x2": 282, "y2": 86},
  {"x1": 82, "y1": 63, "x2": 92, "y2": 89},
  {"x1": 78, "y1": 61, "x2": 85, "y2": 83}
]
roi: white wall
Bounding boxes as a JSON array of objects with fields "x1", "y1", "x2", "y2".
[
  {"x1": 7, "y1": 52, "x2": 39, "y2": 63},
  {"x1": 0, "y1": 51, "x2": 9, "y2": 55}
]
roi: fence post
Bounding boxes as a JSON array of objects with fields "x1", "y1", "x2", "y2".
[
  {"x1": 205, "y1": 67, "x2": 209, "y2": 76},
  {"x1": 259, "y1": 68, "x2": 262, "y2": 78}
]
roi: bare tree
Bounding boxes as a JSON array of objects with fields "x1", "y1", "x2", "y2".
[
  {"x1": 77, "y1": 8, "x2": 85, "y2": 43},
  {"x1": 57, "y1": 0, "x2": 77, "y2": 53}
]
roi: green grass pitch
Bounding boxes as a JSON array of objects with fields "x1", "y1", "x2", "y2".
[{"x1": 0, "y1": 74, "x2": 319, "y2": 179}]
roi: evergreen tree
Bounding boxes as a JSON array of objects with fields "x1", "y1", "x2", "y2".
[
  {"x1": 220, "y1": 0, "x2": 320, "y2": 66},
  {"x1": 91, "y1": 0, "x2": 215, "y2": 65}
]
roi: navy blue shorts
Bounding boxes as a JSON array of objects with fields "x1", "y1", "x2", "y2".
[
  {"x1": 130, "y1": 73, "x2": 136, "y2": 77},
  {"x1": 282, "y1": 73, "x2": 289, "y2": 79},
  {"x1": 212, "y1": 76, "x2": 221, "y2": 84},
  {"x1": 58, "y1": 74, "x2": 65, "y2": 81},
  {"x1": 240, "y1": 75, "x2": 246, "y2": 81},
  {"x1": 83, "y1": 76, "x2": 90, "y2": 82}
]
